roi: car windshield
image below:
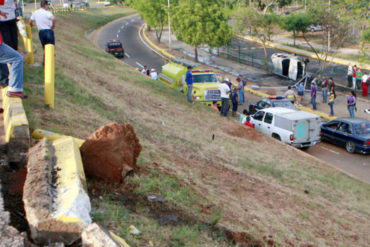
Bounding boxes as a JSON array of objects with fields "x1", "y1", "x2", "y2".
[
  {"x1": 108, "y1": 42, "x2": 122, "y2": 48},
  {"x1": 353, "y1": 122, "x2": 370, "y2": 135},
  {"x1": 272, "y1": 100, "x2": 294, "y2": 108},
  {"x1": 193, "y1": 74, "x2": 218, "y2": 83}
]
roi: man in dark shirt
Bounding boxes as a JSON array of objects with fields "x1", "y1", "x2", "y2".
[{"x1": 185, "y1": 66, "x2": 193, "y2": 103}]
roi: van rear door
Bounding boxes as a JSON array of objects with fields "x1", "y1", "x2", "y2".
[{"x1": 293, "y1": 119, "x2": 309, "y2": 143}]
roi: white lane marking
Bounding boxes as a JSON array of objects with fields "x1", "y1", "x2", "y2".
[
  {"x1": 138, "y1": 24, "x2": 166, "y2": 59},
  {"x1": 116, "y1": 34, "x2": 119, "y2": 38},
  {"x1": 125, "y1": 53, "x2": 131, "y2": 58},
  {"x1": 136, "y1": 61, "x2": 144, "y2": 68},
  {"x1": 321, "y1": 146, "x2": 340, "y2": 155}
]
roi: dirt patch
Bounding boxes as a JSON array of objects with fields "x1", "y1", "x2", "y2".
[
  {"x1": 225, "y1": 231, "x2": 264, "y2": 247},
  {"x1": 224, "y1": 124, "x2": 265, "y2": 142},
  {"x1": 81, "y1": 122, "x2": 142, "y2": 183}
]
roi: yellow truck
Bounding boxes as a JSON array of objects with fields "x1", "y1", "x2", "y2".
[{"x1": 159, "y1": 57, "x2": 221, "y2": 106}]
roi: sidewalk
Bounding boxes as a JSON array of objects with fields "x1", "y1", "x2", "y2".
[{"x1": 144, "y1": 27, "x2": 370, "y2": 120}]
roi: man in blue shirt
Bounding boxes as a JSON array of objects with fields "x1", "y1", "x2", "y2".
[
  {"x1": 185, "y1": 66, "x2": 193, "y2": 103},
  {"x1": 297, "y1": 81, "x2": 304, "y2": 105}
]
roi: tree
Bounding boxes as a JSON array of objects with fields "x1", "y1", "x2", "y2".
[
  {"x1": 233, "y1": 7, "x2": 279, "y2": 65},
  {"x1": 132, "y1": 0, "x2": 168, "y2": 43},
  {"x1": 172, "y1": 0, "x2": 232, "y2": 62},
  {"x1": 280, "y1": 13, "x2": 312, "y2": 46}
]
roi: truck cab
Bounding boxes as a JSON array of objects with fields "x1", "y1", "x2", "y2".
[
  {"x1": 246, "y1": 107, "x2": 321, "y2": 149},
  {"x1": 159, "y1": 57, "x2": 221, "y2": 106}
]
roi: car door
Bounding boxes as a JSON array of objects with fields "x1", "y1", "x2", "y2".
[
  {"x1": 261, "y1": 112, "x2": 273, "y2": 136},
  {"x1": 321, "y1": 121, "x2": 339, "y2": 143},
  {"x1": 251, "y1": 111, "x2": 265, "y2": 132},
  {"x1": 335, "y1": 122, "x2": 352, "y2": 146}
]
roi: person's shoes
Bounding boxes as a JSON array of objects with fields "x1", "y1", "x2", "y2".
[{"x1": 7, "y1": 91, "x2": 28, "y2": 99}]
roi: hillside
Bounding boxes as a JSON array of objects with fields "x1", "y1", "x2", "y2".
[{"x1": 23, "y1": 7, "x2": 370, "y2": 247}]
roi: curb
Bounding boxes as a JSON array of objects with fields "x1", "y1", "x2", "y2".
[
  {"x1": 141, "y1": 26, "x2": 335, "y2": 120},
  {"x1": 237, "y1": 35, "x2": 370, "y2": 71},
  {"x1": 32, "y1": 128, "x2": 85, "y2": 147},
  {"x1": 1, "y1": 88, "x2": 30, "y2": 163}
]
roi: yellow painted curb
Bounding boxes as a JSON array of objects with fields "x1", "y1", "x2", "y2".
[
  {"x1": 32, "y1": 129, "x2": 85, "y2": 147},
  {"x1": 52, "y1": 137, "x2": 91, "y2": 225},
  {"x1": 295, "y1": 104, "x2": 337, "y2": 120},
  {"x1": 237, "y1": 34, "x2": 370, "y2": 71},
  {"x1": 141, "y1": 24, "x2": 174, "y2": 59},
  {"x1": 109, "y1": 231, "x2": 131, "y2": 247}
]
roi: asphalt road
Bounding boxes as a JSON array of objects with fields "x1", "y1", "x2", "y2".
[{"x1": 96, "y1": 15, "x2": 370, "y2": 184}]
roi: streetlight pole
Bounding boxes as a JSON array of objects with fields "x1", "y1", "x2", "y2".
[
  {"x1": 167, "y1": 0, "x2": 171, "y2": 51},
  {"x1": 328, "y1": 0, "x2": 331, "y2": 51}
]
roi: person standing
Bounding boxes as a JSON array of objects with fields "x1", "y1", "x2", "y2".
[
  {"x1": 236, "y1": 76, "x2": 245, "y2": 105},
  {"x1": 219, "y1": 80, "x2": 230, "y2": 117},
  {"x1": 362, "y1": 72, "x2": 369, "y2": 97},
  {"x1": 150, "y1": 68, "x2": 158, "y2": 80},
  {"x1": 284, "y1": 86, "x2": 296, "y2": 104},
  {"x1": 0, "y1": 0, "x2": 17, "y2": 87},
  {"x1": 297, "y1": 81, "x2": 304, "y2": 105},
  {"x1": 185, "y1": 66, "x2": 193, "y2": 103},
  {"x1": 321, "y1": 76, "x2": 328, "y2": 103},
  {"x1": 352, "y1": 65, "x2": 358, "y2": 90},
  {"x1": 328, "y1": 77, "x2": 335, "y2": 93},
  {"x1": 310, "y1": 80, "x2": 317, "y2": 110},
  {"x1": 231, "y1": 87, "x2": 238, "y2": 117},
  {"x1": 347, "y1": 64, "x2": 353, "y2": 88},
  {"x1": 356, "y1": 69, "x2": 363, "y2": 91},
  {"x1": 347, "y1": 90, "x2": 356, "y2": 118},
  {"x1": 0, "y1": 10, "x2": 27, "y2": 98},
  {"x1": 28, "y1": 0, "x2": 55, "y2": 49},
  {"x1": 328, "y1": 89, "x2": 335, "y2": 116}
]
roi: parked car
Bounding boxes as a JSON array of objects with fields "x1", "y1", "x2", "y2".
[
  {"x1": 308, "y1": 25, "x2": 323, "y2": 32},
  {"x1": 248, "y1": 96, "x2": 296, "y2": 115},
  {"x1": 320, "y1": 118, "x2": 370, "y2": 154},
  {"x1": 244, "y1": 107, "x2": 321, "y2": 149},
  {"x1": 105, "y1": 40, "x2": 124, "y2": 58}
]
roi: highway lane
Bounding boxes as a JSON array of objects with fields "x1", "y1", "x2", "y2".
[
  {"x1": 96, "y1": 15, "x2": 370, "y2": 184},
  {"x1": 95, "y1": 15, "x2": 165, "y2": 72}
]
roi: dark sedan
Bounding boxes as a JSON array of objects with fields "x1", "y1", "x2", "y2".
[
  {"x1": 248, "y1": 96, "x2": 296, "y2": 115},
  {"x1": 320, "y1": 118, "x2": 370, "y2": 154},
  {"x1": 105, "y1": 40, "x2": 124, "y2": 59}
]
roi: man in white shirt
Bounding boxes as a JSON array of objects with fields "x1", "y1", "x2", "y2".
[
  {"x1": 219, "y1": 80, "x2": 230, "y2": 117},
  {"x1": 0, "y1": 0, "x2": 18, "y2": 86},
  {"x1": 28, "y1": 0, "x2": 55, "y2": 48}
]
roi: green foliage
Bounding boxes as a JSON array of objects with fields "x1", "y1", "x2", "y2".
[
  {"x1": 172, "y1": 0, "x2": 232, "y2": 61},
  {"x1": 363, "y1": 29, "x2": 370, "y2": 44},
  {"x1": 281, "y1": 13, "x2": 311, "y2": 34}
]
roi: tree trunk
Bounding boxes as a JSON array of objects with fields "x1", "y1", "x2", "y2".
[
  {"x1": 194, "y1": 46, "x2": 198, "y2": 62},
  {"x1": 293, "y1": 30, "x2": 296, "y2": 47}
]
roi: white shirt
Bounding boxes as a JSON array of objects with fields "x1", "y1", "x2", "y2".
[
  {"x1": 0, "y1": 0, "x2": 16, "y2": 21},
  {"x1": 30, "y1": 8, "x2": 54, "y2": 31},
  {"x1": 150, "y1": 72, "x2": 158, "y2": 80},
  {"x1": 347, "y1": 66, "x2": 353, "y2": 75},
  {"x1": 219, "y1": 83, "x2": 230, "y2": 98},
  {"x1": 362, "y1": 74, "x2": 369, "y2": 83}
]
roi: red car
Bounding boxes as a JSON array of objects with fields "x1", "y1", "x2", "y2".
[{"x1": 105, "y1": 40, "x2": 124, "y2": 58}]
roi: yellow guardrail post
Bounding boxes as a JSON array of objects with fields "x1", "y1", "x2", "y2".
[
  {"x1": 45, "y1": 44, "x2": 55, "y2": 108},
  {"x1": 25, "y1": 24, "x2": 34, "y2": 64}
]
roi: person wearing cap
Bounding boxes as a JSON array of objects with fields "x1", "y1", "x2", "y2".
[
  {"x1": 310, "y1": 78, "x2": 317, "y2": 110},
  {"x1": 185, "y1": 66, "x2": 193, "y2": 103},
  {"x1": 28, "y1": 0, "x2": 55, "y2": 49},
  {"x1": 219, "y1": 80, "x2": 230, "y2": 117},
  {"x1": 0, "y1": 8, "x2": 27, "y2": 98},
  {"x1": 150, "y1": 68, "x2": 158, "y2": 80}
]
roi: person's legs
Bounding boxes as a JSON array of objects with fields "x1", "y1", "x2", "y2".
[
  {"x1": 224, "y1": 98, "x2": 229, "y2": 116},
  {"x1": 356, "y1": 79, "x2": 361, "y2": 90},
  {"x1": 239, "y1": 89, "x2": 244, "y2": 104},
  {"x1": 187, "y1": 84, "x2": 193, "y2": 102},
  {"x1": 322, "y1": 88, "x2": 327, "y2": 103},
  {"x1": 347, "y1": 75, "x2": 352, "y2": 87},
  {"x1": 329, "y1": 102, "x2": 334, "y2": 116},
  {"x1": 348, "y1": 105, "x2": 355, "y2": 117},
  {"x1": 352, "y1": 77, "x2": 356, "y2": 90},
  {"x1": 312, "y1": 96, "x2": 317, "y2": 110},
  {"x1": 8, "y1": 20, "x2": 18, "y2": 50},
  {"x1": 0, "y1": 44, "x2": 23, "y2": 93},
  {"x1": 220, "y1": 98, "x2": 226, "y2": 116}
]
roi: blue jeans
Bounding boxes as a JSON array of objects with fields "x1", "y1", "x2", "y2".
[
  {"x1": 322, "y1": 88, "x2": 327, "y2": 103},
  {"x1": 0, "y1": 19, "x2": 18, "y2": 85},
  {"x1": 39, "y1": 29, "x2": 55, "y2": 48},
  {"x1": 0, "y1": 43, "x2": 23, "y2": 92},
  {"x1": 238, "y1": 89, "x2": 245, "y2": 104},
  {"x1": 187, "y1": 84, "x2": 193, "y2": 102},
  {"x1": 329, "y1": 101, "x2": 334, "y2": 116},
  {"x1": 311, "y1": 96, "x2": 317, "y2": 110},
  {"x1": 348, "y1": 105, "x2": 355, "y2": 118}
]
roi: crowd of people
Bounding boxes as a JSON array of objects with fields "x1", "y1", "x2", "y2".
[
  {"x1": 347, "y1": 64, "x2": 369, "y2": 97},
  {"x1": 0, "y1": 0, "x2": 55, "y2": 100}
]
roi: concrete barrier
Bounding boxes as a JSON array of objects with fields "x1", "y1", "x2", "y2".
[
  {"x1": 82, "y1": 223, "x2": 131, "y2": 247},
  {"x1": 1, "y1": 89, "x2": 30, "y2": 163},
  {"x1": 23, "y1": 138, "x2": 91, "y2": 245}
]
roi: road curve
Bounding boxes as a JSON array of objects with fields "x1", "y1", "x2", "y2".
[{"x1": 95, "y1": 15, "x2": 370, "y2": 184}]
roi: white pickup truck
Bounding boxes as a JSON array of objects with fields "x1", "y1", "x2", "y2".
[{"x1": 244, "y1": 107, "x2": 321, "y2": 149}]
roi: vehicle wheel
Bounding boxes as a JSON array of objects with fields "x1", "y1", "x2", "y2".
[
  {"x1": 272, "y1": 134, "x2": 281, "y2": 141},
  {"x1": 300, "y1": 146, "x2": 309, "y2": 150},
  {"x1": 345, "y1": 141, "x2": 356, "y2": 153}
]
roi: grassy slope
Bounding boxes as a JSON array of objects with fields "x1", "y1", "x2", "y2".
[{"x1": 23, "y1": 7, "x2": 370, "y2": 247}]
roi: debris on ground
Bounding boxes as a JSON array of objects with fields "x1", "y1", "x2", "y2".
[
  {"x1": 128, "y1": 225, "x2": 141, "y2": 235},
  {"x1": 80, "y1": 123, "x2": 142, "y2": 183},
  {"x1": 82, "y1": 223, "x2": 130, "y2": 247}
]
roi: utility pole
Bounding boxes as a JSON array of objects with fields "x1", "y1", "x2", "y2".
[
  {"x1": 328, "y1": 0, "x2": 331, "y2": 51},
  {"x1": 167, "y1": 0, "x2": 171, "y2": 51}
]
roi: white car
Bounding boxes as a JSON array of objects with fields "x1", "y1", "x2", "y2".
[
  {"x1": 308, "y1": 25, "x2": 323, "y2": 32},
  {"x1": 244, "y1": 107, "x2": 321, "y2": 149}
]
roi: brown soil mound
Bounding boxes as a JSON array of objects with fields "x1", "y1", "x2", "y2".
[
  {"x1": 225, "y1": 124, "x2": 265, "y2": 142},
  {"x1": 80, "y1": 122, "x2": 142, "y2": 183}
]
